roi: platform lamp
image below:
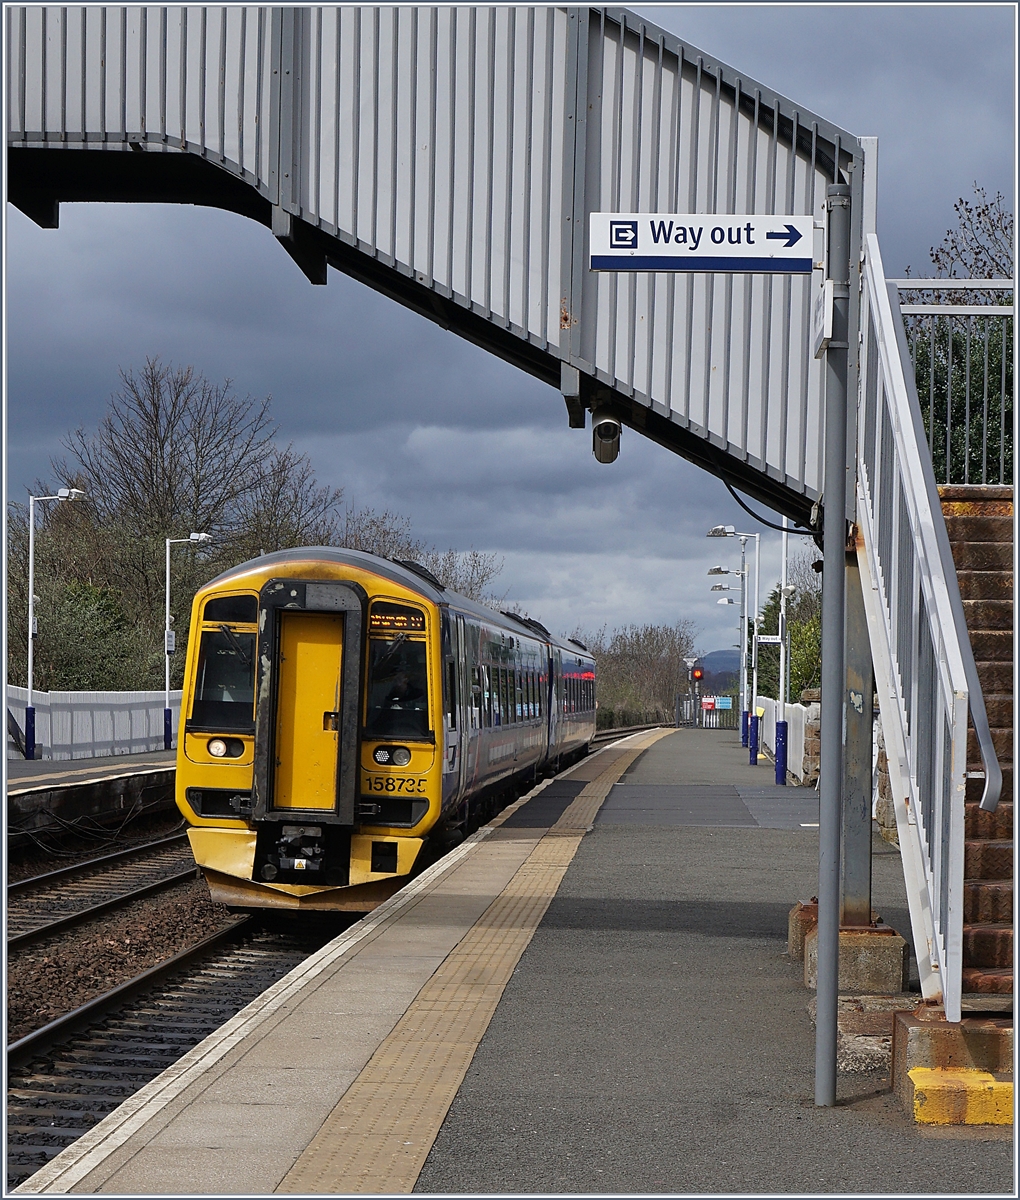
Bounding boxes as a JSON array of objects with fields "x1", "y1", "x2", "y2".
[
  {"x1": 707, "y1": 562, "x2": 749, "y2": 743},
  {"x1": 25, "y1": 488, "x2": 87, "y2": 760},
  {"x1": 708, "y1": 525, "x2": 760, "y2": 761},
  {"x1": 165, "y1": 533, "x2": 212, "y2": 750}
]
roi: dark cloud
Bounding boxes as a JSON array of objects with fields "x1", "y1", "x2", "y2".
[{"x1": 5, "y1": 4, "x2": 1012, "y2": 652}]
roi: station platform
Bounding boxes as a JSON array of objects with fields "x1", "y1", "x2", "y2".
[
  {"x1": 17, "y1": 729, "x2": 1012, "y2": 1195},
  {"x1": 6, "y1": 750, "x2": 175, "y2": 794}
]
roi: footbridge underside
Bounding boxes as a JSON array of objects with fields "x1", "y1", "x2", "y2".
[{"x1": 6, "y1": 4, "x2": 865, "y2": 526}]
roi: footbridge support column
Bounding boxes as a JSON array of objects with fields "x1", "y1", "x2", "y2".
[{"x1": 815, "y1": 182, "x2": 852, "y2": 1106}]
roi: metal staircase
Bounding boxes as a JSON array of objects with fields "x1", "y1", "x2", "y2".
[{"x1": 855, "y1": 234, "x2": 1008, "y2": 1022}]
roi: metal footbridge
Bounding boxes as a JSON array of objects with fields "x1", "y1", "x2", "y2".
[{"x1": 5, "y1": 5, "x2": 1003, "y2": 1076}]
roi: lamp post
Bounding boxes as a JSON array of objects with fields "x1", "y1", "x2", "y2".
[
  {"x1": 25, "y1": 488, "x2": 86, "y2": 760},
  {"x1": 775, "y1": 516, "x2": 796, "y2": 785},
  {"x1": 165, "y1": 533, "x2": 211, "y2": 750},
  {"x1": 709, "y1": 566, "x2": 748, "y2": 729},
  {"x1": 708, "y1": 525, "x2": 760, "y2": 759}
]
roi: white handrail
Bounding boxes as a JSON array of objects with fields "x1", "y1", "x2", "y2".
[{"x1": 853, "y1": 233, "x2": 995, "y2": 1022}]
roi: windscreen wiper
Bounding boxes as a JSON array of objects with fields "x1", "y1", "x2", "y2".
[{"x1": 219, "y1": 624, "x2": 251, "y2": 666}]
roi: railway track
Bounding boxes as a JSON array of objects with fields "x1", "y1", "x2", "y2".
[
  {"x1": 7, "y1": 833, "x2": 196, "y2": 949},
  {"x1": 6, "y1": 917, "x2": 347, "y2": 1191}
]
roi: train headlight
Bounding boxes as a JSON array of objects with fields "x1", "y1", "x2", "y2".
[
  {"x1": 207, "y1": 737, "x2": 244, "y2": 758},
  {"x1": 373, "y1": 745, "x2": 412, "y2": 767}
]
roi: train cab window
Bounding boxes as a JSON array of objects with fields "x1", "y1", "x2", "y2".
[
  {"x1": 190, "y1": 629, "x2": 256, "y2": 731},
  {"x1": 203, "y1": 594, "x2": 258, "y2": 624},
  {"x1": 365, "y1": 611, "x2": 430, "y2": 739}
]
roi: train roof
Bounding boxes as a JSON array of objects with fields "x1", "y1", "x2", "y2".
[{"x1": 204, "y1": 547, "x2": 593, "y2": 660}]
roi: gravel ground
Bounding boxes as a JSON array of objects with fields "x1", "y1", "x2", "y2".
[
  {"x1": 6, "y1": 808, "x2": 186, "y2": 884},
  {"x1": 6, "y1": 877, "x2": 240, "y2": 1041}
]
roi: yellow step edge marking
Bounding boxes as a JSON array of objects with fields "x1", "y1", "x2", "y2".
[
  {"x1": 909, "y1": 1067, "x2": 1014, "y2": 1125},
  {"x1": 277, "y1": 729, "x2": 672, "y2": 1195}
]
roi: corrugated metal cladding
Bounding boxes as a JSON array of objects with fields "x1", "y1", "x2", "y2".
[{"x1": 6, "y1": 5, "x2": 862, "y2": 503}]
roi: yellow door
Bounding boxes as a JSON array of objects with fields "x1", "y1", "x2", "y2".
[{"x1": 274, "y1": 611, "x2": 343, "y2": 810}]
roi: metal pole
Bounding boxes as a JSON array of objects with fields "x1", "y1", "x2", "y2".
[
  {"x1": 26, "y1": 496, "x2": 37, "y2": 760},
  {"x1": 749, "y1": 533, "x2": 760, "y2": 765},
  {"x1": 740, "y1": 537, "x2": 749, "y2": 746},
  {"x1": 776, "y1": 517, "x2": 789, "y2": 785},
  {"x1": 164, "y1": 538, "x2": 173, "y2": 750},
  {"x1": 816, "y1": 181, "x2": 852, "y2": 1107}
]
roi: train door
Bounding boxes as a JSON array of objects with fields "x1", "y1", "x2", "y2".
[
  {"x1": 252, "y1": 578, "x2": 364, "y2": 827},
  {"x1": 441, "y1": 610, "x2": 460, "y2": 806},
  {"x1": 273, "y1": 611, "x2": 343, "y2": 810},
  {"x1": 547, "y1": 646, "x2": 561, "y2": 752},
  {"x1": 456, "y1": 614, "x2": 473, "y2": 794}
]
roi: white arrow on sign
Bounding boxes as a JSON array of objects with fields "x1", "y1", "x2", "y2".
[{"x1": 590, "y1": 213, "x2": 815, "y2": 274}]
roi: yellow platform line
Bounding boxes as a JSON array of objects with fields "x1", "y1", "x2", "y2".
[{"x1": 277, "y1": 729, "x2": 671, "y2": 1195}]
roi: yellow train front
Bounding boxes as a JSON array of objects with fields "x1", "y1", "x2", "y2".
[{"x1": 175, "y1": 549, "x2": 596, "y2": 911}]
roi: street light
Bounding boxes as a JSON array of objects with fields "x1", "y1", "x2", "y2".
[
  {"x1": 707, "y1": 525, "x2": 760, "y2": 758},
  {"x1": 165, "y1": 533, "x2": 212, "y2": 749},
  {"x1": 25, "y1": 488, "x2": 87, "y2": 759}
]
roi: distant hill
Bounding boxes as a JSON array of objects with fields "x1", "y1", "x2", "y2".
[
  {"x1": 698, "y1": 648, "x2": 740, "y2": 674},
  {"x1": 697, "y1": 648, "x2": 740, "y2": 696}
]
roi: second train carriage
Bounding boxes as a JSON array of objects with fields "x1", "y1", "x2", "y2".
[{"x1": 175, "y1": 548, "x2": 596, "y2": 911}]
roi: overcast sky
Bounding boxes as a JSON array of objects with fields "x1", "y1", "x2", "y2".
[{"x1": 4, "y1": 3, "x2": 1015, "y2": 657}]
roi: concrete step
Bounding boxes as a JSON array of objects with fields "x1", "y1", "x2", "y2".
[
  {"x1": 949, "y1": 542, "x2": 1012, "y2": 571},
  {"x1": 965, "y1": 802, "x2": 1014, "y2": 840},
  {"x1": 962, "y1": 599, "x2": 1014, "y2": 630},
  {"x1": 964, "y1": 840, "x2": 1013, "y2": 880},
  {"x1": 965, "y1": 767, "x2": 1013, "y2": 804},
  {"x1": 906, "y1": 1068, "x2": 1013, "y2": 1125},
  {"x1": 944, "y1": 514, "x2": 1014, "y2": 544},
  {"x1": 963, "y1": 923, "x2": 1013, "y2": 969},
  {"x1": 968, "y1": 630, "x2": 1013, "y2": 662},
  {"x1": 938, "y1": 483, "x2": 1014, "y2": 510},
  {"x1": 967, "y1": 726, "x2": 1014, "y2": 764},
  {"x1": 960, "y1": 966, "x2": 1014, "y2": 995},
  {"x1": 980, "y1": 695, "x2": 1014, "y2": 729},
  {"x1": 975, "y1": 661, "x2": 1014, "y2": 694},
  {"x1": 964, "y1": 880, "x2": 1013, "y2": 924},
  {"x1": 955, "y1": 570, "x2": 1013, "y2": 601}
]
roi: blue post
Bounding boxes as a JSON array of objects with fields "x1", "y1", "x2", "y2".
[
  {"x1": 741, "y1": 710, "x2": 749, "y2": 747},
  {"x1": 749, "y1": 714, "x2": 759, "y2": 765},
  {"x1": 775, "y1": 720, "x2": 788, "y2": 785},
  {"x1": 164, "y1": 707, "x2": 173, "y2": 751},
  {"x1": 25, "y1": 706, "x2": 36, "y2": 761}
]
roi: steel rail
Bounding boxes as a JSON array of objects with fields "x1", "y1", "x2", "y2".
[
  {"x1": 7, "y1": 869, "x2": 198, "y2": 951},
  {"x1": 7, "y1": 832, "x2": 189, "y2": 895},
  {"x1": 7, "y1": 918, "x2": 252, "y2": 1067}
]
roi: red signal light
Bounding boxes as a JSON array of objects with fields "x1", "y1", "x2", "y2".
[{"x1": 692, "y1": 667, "x2": 704, "y2": 681}]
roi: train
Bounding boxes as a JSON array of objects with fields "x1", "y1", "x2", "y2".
[{"x1": 175, "y1": 548, "x2": 596, "y2": 911}]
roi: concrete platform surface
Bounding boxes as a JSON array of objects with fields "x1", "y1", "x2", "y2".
[
  {"x1": 6, "y1": 749, "x2": 175, "y2": 792},
  {"x1": 14, "y1": 729, "x2": 1013, "y2": 1195}
]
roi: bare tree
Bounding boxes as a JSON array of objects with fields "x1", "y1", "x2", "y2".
[
  {"x1": 55, "y1": 358, "x2": 277, "y2": 538},
  {"x1": 11, "y1": 357, "x2": 505, "y2": 689},
  {"x1": 923, "y1": 185, "x2": 1013, "y2": 280},
  {"x1": 577, "y1": 621, "x2": 698, "y2": 723}
]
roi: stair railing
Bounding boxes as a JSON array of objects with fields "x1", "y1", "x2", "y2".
[{"x1": 854, "y1": 233, "x2": 1002, "y2": 1023}]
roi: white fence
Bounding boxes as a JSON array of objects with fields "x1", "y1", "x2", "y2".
[
  {"x1": 757, "y1": 697, "x2": 812, "y2": 784},
  {"x1": 7, "y1": 686, "x2": 181, "y2": 760}
]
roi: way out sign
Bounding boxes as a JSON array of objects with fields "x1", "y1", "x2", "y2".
[{"x1": 590, "y1": 213, "x2": 814, "y2": 273}]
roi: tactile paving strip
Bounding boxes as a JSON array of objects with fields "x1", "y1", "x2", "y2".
[{"x1": 278, "y1": 728, "x2": 672, "y2": 1194}]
